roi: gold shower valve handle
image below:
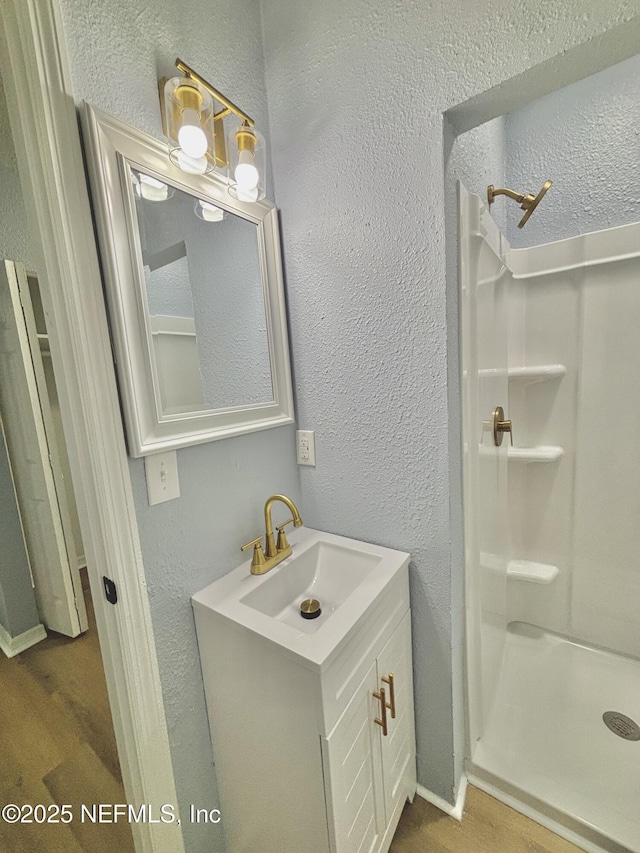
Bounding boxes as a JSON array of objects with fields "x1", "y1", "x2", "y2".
[{"x1": 493, "y1": 406, "x2": 514, "y2": 447}]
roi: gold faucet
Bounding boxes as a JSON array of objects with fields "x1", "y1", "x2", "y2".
[{"x1": 240, "y1": 494, "x2": 303, "y2": 575}]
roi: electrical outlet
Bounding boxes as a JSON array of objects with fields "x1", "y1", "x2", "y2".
[
  {"x1": 296, "y1": 430, "x2": 316, "y2": 466},
  {"x1": 145, "y1": 450, "x2": 181, "y2": 505}
]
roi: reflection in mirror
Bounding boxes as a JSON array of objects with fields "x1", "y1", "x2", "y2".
[{"x1": 131, "y1": 167, "x2": 273, "y2": 416}]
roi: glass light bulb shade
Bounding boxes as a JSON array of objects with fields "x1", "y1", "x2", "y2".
[
  {"x1": 178, "y1": 108, "x2": 208, "y2": 159},
  {"x1": 132, "y1": 171, "x2": 173, "y2": 202},
  {"x1": 226, "y1": 124, "x2": 266, "y2": 201},
  {"x1": 163, "y1": 76, "x2": 214, "y2": 172},
  {"x1": 195, "y1": 199, "x2": 225, "y2": 222},
  {"x1": 234, "y1": 185, "x2": 259, "y2": 203},
  {"x1": 235, "y1": 150, "x2": 260, "y2": 190},
  {"x1": 174, "y1": 150, "x2": 208, "y2": 174}
]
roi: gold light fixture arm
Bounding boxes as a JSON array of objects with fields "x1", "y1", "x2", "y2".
[{"x1": 175, "y1": 58, "x2": 255, "y2": 127}]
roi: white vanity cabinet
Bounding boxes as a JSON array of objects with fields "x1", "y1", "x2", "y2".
[{"x1": 193, "y1": 554, "x2": 416, "y2": 853}]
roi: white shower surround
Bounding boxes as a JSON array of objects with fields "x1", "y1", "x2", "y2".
[
  {"x1": 460, "y1": 184, "x2": 640, "y2": 852},
  {"x1": 506, "y1": 222, "x2": 640, "y2": 658}
]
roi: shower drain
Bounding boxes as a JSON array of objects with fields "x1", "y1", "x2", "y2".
[{"x1": 602, "y1": 711, "x2": 640, "y2": 741}]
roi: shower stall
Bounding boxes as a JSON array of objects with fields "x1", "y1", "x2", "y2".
[{"x1": 459, "y1": 183, "x2": 640, "y2": 853}]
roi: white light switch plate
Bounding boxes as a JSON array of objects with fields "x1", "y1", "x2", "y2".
[{"x1": 145, "y1": 450, "x2": 181, "y2": 505}]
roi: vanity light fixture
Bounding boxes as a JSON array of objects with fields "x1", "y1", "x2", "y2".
[{"x1": 160, "y1": 58, "x2": 266, "y2": 199}]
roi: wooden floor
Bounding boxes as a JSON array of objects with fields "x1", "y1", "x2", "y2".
[
  {"x1": 0, "y1": 574, "x2": 134, "y2": 853},
  {"x1": 390, "y1": 785, "x2": 583, "y2": 853},
  {"x1": 0, "y1": 582, "x2": 588, "y2": 853}
]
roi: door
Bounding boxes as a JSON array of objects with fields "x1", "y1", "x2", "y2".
[
  {"x1": 376, "y1": 614, "x2": 416, "y2": 822},
  {"x1": 322, "y1": 662, "x2": 385, "y2": 853},
  {"x1": 0, "y1": 259, "x2": 87, "y2": 636}
]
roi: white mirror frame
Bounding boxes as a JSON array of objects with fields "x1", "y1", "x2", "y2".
[{"x1": 82, "y1": 104, "x2": 294, "y2": 457}]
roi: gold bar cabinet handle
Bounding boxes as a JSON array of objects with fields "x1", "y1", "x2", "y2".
[
  {"x1": 381, "y1": 673, "x2": 396, "y2": 719},
  {"x1": 373, "y1": 687, "x2": 388, "y2": 736}
]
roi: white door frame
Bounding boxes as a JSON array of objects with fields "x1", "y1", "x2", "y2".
[{"x1": 0, "y1": 3, "x2": 184, "y2": 852}]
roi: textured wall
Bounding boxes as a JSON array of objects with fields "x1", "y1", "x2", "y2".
[
  {"x1": 447, "y1": 117, "x2": 506, "y2": 232},
  {"x1": 504, "y1": 52, "x2": 640, "y2": 248},
  {"x1": 260, "y1": 0, "x2": 640, "y2": 804},
  {"x1": 56, "y1": 1, "x2": 299, "y2": 851}
]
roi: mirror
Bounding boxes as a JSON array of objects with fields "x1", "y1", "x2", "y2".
[
  {"x1": 133, "y1": 173, "x2": 272, "y2": 415},
  {"x1": 82, "y1": 104, "x2": 294, "y2": 457}
]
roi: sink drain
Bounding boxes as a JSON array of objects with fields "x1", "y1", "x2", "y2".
[
  {"x1": 602, "y1": 711, "x2": 640, "y2": 741},
  {"x1": 300, "y1": 598, "x2": 321, "y2": 620}
]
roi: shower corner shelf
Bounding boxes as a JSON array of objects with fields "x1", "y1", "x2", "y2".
[
  {"x1": 476, "y1": 364, "x2": 566, "y2": 384},
  {"x1": 507, "y1": 364, "x2": 566, "y2": 383},
  {"x1": 507, "y1": 560, "x2": 559, "y2": 584},
  {"x1": 478, "y1": 445, "x2": 564, "y2": 462},
  {"x1": 508, "y1": 446, "x2": 564, "y2": 463}
]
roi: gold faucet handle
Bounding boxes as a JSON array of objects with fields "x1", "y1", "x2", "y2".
[
  {"x1": 276, "y1": 519, "x2": 295, "y2": 551},
  {"x1": 240, "y1": 536, "x2": 266, "y2": 572}
]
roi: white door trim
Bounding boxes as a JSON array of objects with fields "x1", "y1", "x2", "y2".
[{"x1": 0, "y1": 3, "x2": 184, "y2": 852}]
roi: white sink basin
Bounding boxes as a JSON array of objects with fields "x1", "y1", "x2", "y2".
[
  {"x1": 192, "y1": 528, "x2": 410, "y2": 668},
  {"x1": 241, "y1": 539, "x2": 381, "y2": 633}
]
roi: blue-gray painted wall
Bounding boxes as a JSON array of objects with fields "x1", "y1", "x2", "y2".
[{"x1": 504, "y1": 53, "x2": 640, "y2": 248}]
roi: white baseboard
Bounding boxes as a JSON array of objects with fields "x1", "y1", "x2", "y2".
[
  {"x1": 416, "y1": 773, "x2": 468, "y2": 821},
  {"x1": 0, "y1": 622, "x2": 47, "y2": 658}
]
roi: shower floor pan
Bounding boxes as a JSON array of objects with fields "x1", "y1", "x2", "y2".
[{"x1": 470, "y1": 622, "x2": 640, "y2": 853}]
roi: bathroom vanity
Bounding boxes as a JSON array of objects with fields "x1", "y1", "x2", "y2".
[{"x1": 192, "y1": 528, "x2": 416, "y2": 853}]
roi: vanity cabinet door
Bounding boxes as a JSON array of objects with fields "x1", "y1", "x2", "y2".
[
  {"x1": 322, "y1": 663, "x2": 386, "y2": 853},
  {"x1": 376, "y1": 612, "x2": 416, "y2": 824}
]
